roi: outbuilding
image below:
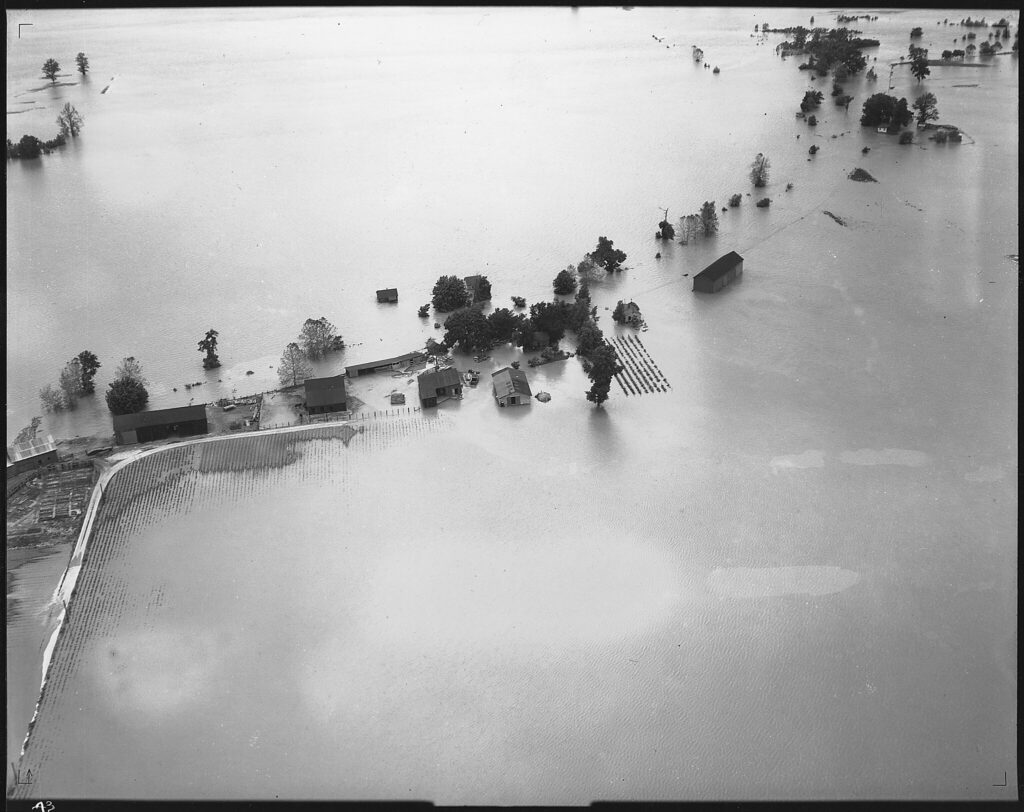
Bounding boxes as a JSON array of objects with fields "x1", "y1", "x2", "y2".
[
  {"x1": 345, "y1": 351, "x2": 427, "y2": 378},
  {"x1": 491, "y1": 367, "x2": 532, "y2": 407},
  {"x1": 112, "y1": 404, "x2": 209, "y2": 446},
  {"x1": 6, "y1": 435, "x2": 59, "y2": 477},
  {"x1": 376, "y1": 288, "x2": 399, "y2": 303},
  {"x1": 418, "y1": 367, "x2": 464, "y2": 407},
  {"x1": 463, "y1": 275, "x2": 491, "y2": 304},
  {"x1": 693, "y1": 251, "x2": 744, "y2": 293},
  {"x1": 304, "y1": 374, "x2": 348, "y2": 415}
]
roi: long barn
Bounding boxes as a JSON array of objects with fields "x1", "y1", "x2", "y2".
[
  {"x1": 112, "y1": 405, "x2": 209, "y2": 445},
  {"x1": 693, "y1": 251, "x2": 744, "y2": 293}
]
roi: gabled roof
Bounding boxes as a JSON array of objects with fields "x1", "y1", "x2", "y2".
[
  {"x1": 304, "y1": 374, "x2": 348, "y2": 407},
  {"x1": 418, "y1": 366, "x2": 462, "y2": 399},
  {"x1": 491, "y1": 367, "x2": 532, "y2": 398},
  {"x1": 346, "y1": 351, "x2": 426, "y2": 374},
  {"x1": 695, "y1": 251, "x2": 744, "y2": 282},
  {"x1": 7, "y1": 435, "x2": 57, "y2": 463},
  {"x1": 112, "y1": 404, "x2": 208, "y2": 433}
]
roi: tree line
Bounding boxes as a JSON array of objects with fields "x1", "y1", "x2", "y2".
[{"x1": 8, "y1": 54, "x2": 89, "y2": 160}]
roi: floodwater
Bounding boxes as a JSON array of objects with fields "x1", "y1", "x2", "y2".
[{"x1": 6, "y1": 5, "x2": 1019, "y2": 803}]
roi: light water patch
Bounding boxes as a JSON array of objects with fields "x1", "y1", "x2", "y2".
[
  {"x1": 769, "y1": 450, "x2": 825, "y2": 473},
  {"x1": 839, "y1": 449, "x2": 930, "y2": 467},
  {"x1": 707, "y1": 567, "x2": 860, "y2": 599},
  {"x1": 964, "y1": 465, "x2": 1004, "y2": 483},
  {"x1": 360, "y1": 535, "x2": 681, "y2": 649}
]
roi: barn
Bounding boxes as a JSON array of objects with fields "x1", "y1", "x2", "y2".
[
  {"x1": 345, "y1": 351, "x2": 426, "y2": 378},
  {"x1": 693, "y1": 251, "x2": 744, "y2": 293},
  {"x1": 376, "y1": 288, "x2": 399, "y2": 303},
  {"x1": 304, "y1": 374, "x2": 348, "y2": 415},
  {"x1": 6, "y1": 435, "x2": 59, "y2": 477},
  {"x1": 417, "y1": 367, "x2": 463, "y2": 407},
  {"x1": 112, "y1": 405, "x2": 209, "y2": 446}
]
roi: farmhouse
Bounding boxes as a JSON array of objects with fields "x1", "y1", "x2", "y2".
[
  {"x1": 345, "y1": 351, "x2": 426, "y2": 378},
  {"x1": 492, "y1": 367, "x2": 532, "y2": 407},
  {"x1": 463, "y1": 275, "x2": 490, "y2": 304},
  {"x1": 376, "y1": 288, "x2": 399, "y2": 303},
  {"x1": 112, "y1": 405, "x2": 209, "y2": 446},
  {"x1": 418, "y1": 367, "x2": 463, "y2": 407},
  {"x1": 304, "y1": 374, "x2": 347, "y2": 415},
  {"x1": 693, "y1": 251, "x2": 744, "y2": 293},
  {"x1": 621, "y1": 301, "x2": 643, "y2": 326},
  {"x1": 6, "y1": 435, "x2": 59, "y2": 477}
]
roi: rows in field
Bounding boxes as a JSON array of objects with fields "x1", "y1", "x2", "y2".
[{"x1": 607, "y1": 335, "x2": 672, "y2": 396}]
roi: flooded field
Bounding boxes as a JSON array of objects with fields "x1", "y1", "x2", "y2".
[{"x1": 6, "y1": 5, "x2": 1018, "y2": 803}]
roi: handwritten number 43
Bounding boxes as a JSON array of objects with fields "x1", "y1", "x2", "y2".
[{"x1": 33, "y1": 803, "x2": 56, "y2": 812}]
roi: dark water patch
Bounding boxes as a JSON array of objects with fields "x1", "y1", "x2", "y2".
[
  {"x1": 823, "y1": 210, "x2": 848, "y2": 227},
  {"x1": 6, "y1": 109, "x2": 33, "y2": 115}
]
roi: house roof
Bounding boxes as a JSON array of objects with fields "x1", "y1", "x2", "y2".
[
  {"x1": 112, "y1": 404, "x2": 208, "y2": 433},
  {"x1": 417, "y1": 366, "x2": 462, "y2": 399},
  {"x1": 7, "y1": 435, "x2": 56, "y2": 463},
  {"x1": 694, "y1": 251, "x2": 744, "y2": 282},
  {"x1": 491, "y1": 367, "x2": 532, "y2": 398},
  {"x1": 346, "y1": 351, "x2": 426, "y2": 374},
  {"x1": 376, "y1": 288, "x2": 398, "y2": 300},
  {"x1": 304, "y1": 374, "x2": 348, "y2": 408}
]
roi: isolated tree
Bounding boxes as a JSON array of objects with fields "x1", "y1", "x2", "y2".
[
  {"x1": 198, "y1": 328, "x2": 221, "y2": 369},
  {"x1": 860, "y1": 93, "x2": 912, "y2": 127},
  {"x1": 911, "y1": 53, "x2": 931, "y2": 82},
  {"x1": 589, "y1": 236, "x2": 627, "y2": 272},
  {"x1": 76, "y1": 52, "x2": 89, "y2": 75},
  {"x1": 105, "y1": 377, "x2": 149, "y2": 415},
  {"x1": 442, "y1": 307, "x2": 492, "y2": 353},
  {"x1": 657, "y1": 208, "x2": 675, "y2": 240},
  {"x1": 679, "y1": 213, "x2": 701, "y2": 244},
  {"x1": 115, "y1": 356, "x2": 147, "y2": 385},
  {"x1": 59, "y1": 358, "x2": 85, "y2": 408},
  {"x1": 277, "y1": 342, "x2": 313, "y2": 387},
  {"x1": 76, "y1": 350, "x2": 100, "y2": 393},
  {"x1": 912, "y1": 92, "x2": 939, "y2": 126},
  {"x1": 553, "y1": 267, "x2": 578, "y2": 295},
  {"x1": 750, "y1": 153, "x2": 770, "y2": 187},
  {"x1": 699, "y1": 201, "x2": 719, "y2": 236},
  {"x1": 298, "y1": 316, "x2": 337, "y2": 359},
  {"x1": 40, "y1": 383, "x2": 66, "y2": 413},
  {"x1": 42, "y1": 59, "x2": 60, "y2": 84},
  {"x1": 418, "y1": 303, "x2": 430, "y2": 317},
  {"x1": 511, "y1": 295, "x2": 526, "y2": 308},
  {"x1": 431, "y1": 275, "x2": 472, "y2": 312},
  {"x1": 56, "y1": 103, "x2": 84, "y2": 138},
  {"x1": 728, "y1": 193, "x2": 742, "y2": 207},
  {"x1": 585, "y1": 343, "x2": 624, "y2": 407},
  {"x1": 910, "y1": 27, "x2": 923, "y2": 38}
]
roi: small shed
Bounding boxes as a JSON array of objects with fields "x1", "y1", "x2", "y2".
[
  {"x1": 304, "y1": 374, "x2": 348, "y2": 415},
  {"x1": 6, "y1": 435, "x2": 59, "y2": 477},
  {"x1": 693, "y1": 251, "x2": 744, "y2": 293},
  {"x1": 112, "y1": 405, "x2": 209, "y2": 446},
  {"x1": 418, "y1": 367, "x2": 464, "y2": 408},
  {"x1": 491, "y1": 367, "x2": 532, "y2": 407},
  {"x1": 376, "y1": 288, "x2": 399, "y2": 303}
]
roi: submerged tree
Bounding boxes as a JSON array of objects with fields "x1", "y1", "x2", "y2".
[
  {"x1": 585, "y1": 343, "x2": 624, "y2": 407},
  {"x1": 56, "y1": 103, "x2": 84, "y2": 138},
  {"x1": 59, "y1": 358, "x2": 85, "y2": 408},
  {"x1": 589, "y1": 236, "x2": 627, "y2": 272},
  {"x1": 912, "y1": 92, "x2": 939, "y2": 126},
  {"x1": 198, "y1": 328, "x2": 221, "y2": 369},
  {"x1": 298, "y1": 316, "x2": 338, "y2": 360},
  {"x1": 553, "y1": 266, "x2": 578, "y2": 295},
  {"x1": 800, "y1": 90, "x2": 824, "y2": 112},
  {"x1": 39, "y1": 383, "x2": 66, "y2": 413},
  {"x1": 42, "y1": 58, "x2": 60, "y2": 84},
  {"x1": 105, "y1": 377, "x2": 149, "y2": 415},
  {"x1": 115, "y1": 356, "x2": 147, "y2": 385},
  {"x1": 911, "y1": 53, "x2": 931, "y2": 82},
  {"x1": 699, "y1": 201, "x2": 719, "y2": 236},
  {"x1": 431, "y1": 275, "x2": 472, "y2": 312},
  {"x1": 277, "y1": 342, "x2": 313, "y2": 387},
  {"x1": 443, "y1": 307, "x2": 492, "y2": 353},
  {"x1": 657, "y1": 207, "x2": 676, "y2": 240},
  {"x1": 76, "y1": 52, "x2": 89, "y2": 75},
  {"x1": 76, "y1": 350, "x2": 101, "y2": 393},
  {"x1": 750, "y1": 152, "x2": 771, "y2": 187}
]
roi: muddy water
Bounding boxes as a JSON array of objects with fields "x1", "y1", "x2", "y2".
[{"x1": 6, "y1": 5, "x2": 1018, "y2": 803}]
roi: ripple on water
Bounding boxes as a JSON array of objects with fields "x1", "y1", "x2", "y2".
[{"x1": 706, "y1": 566, "x2": 860, "y2": 599}]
